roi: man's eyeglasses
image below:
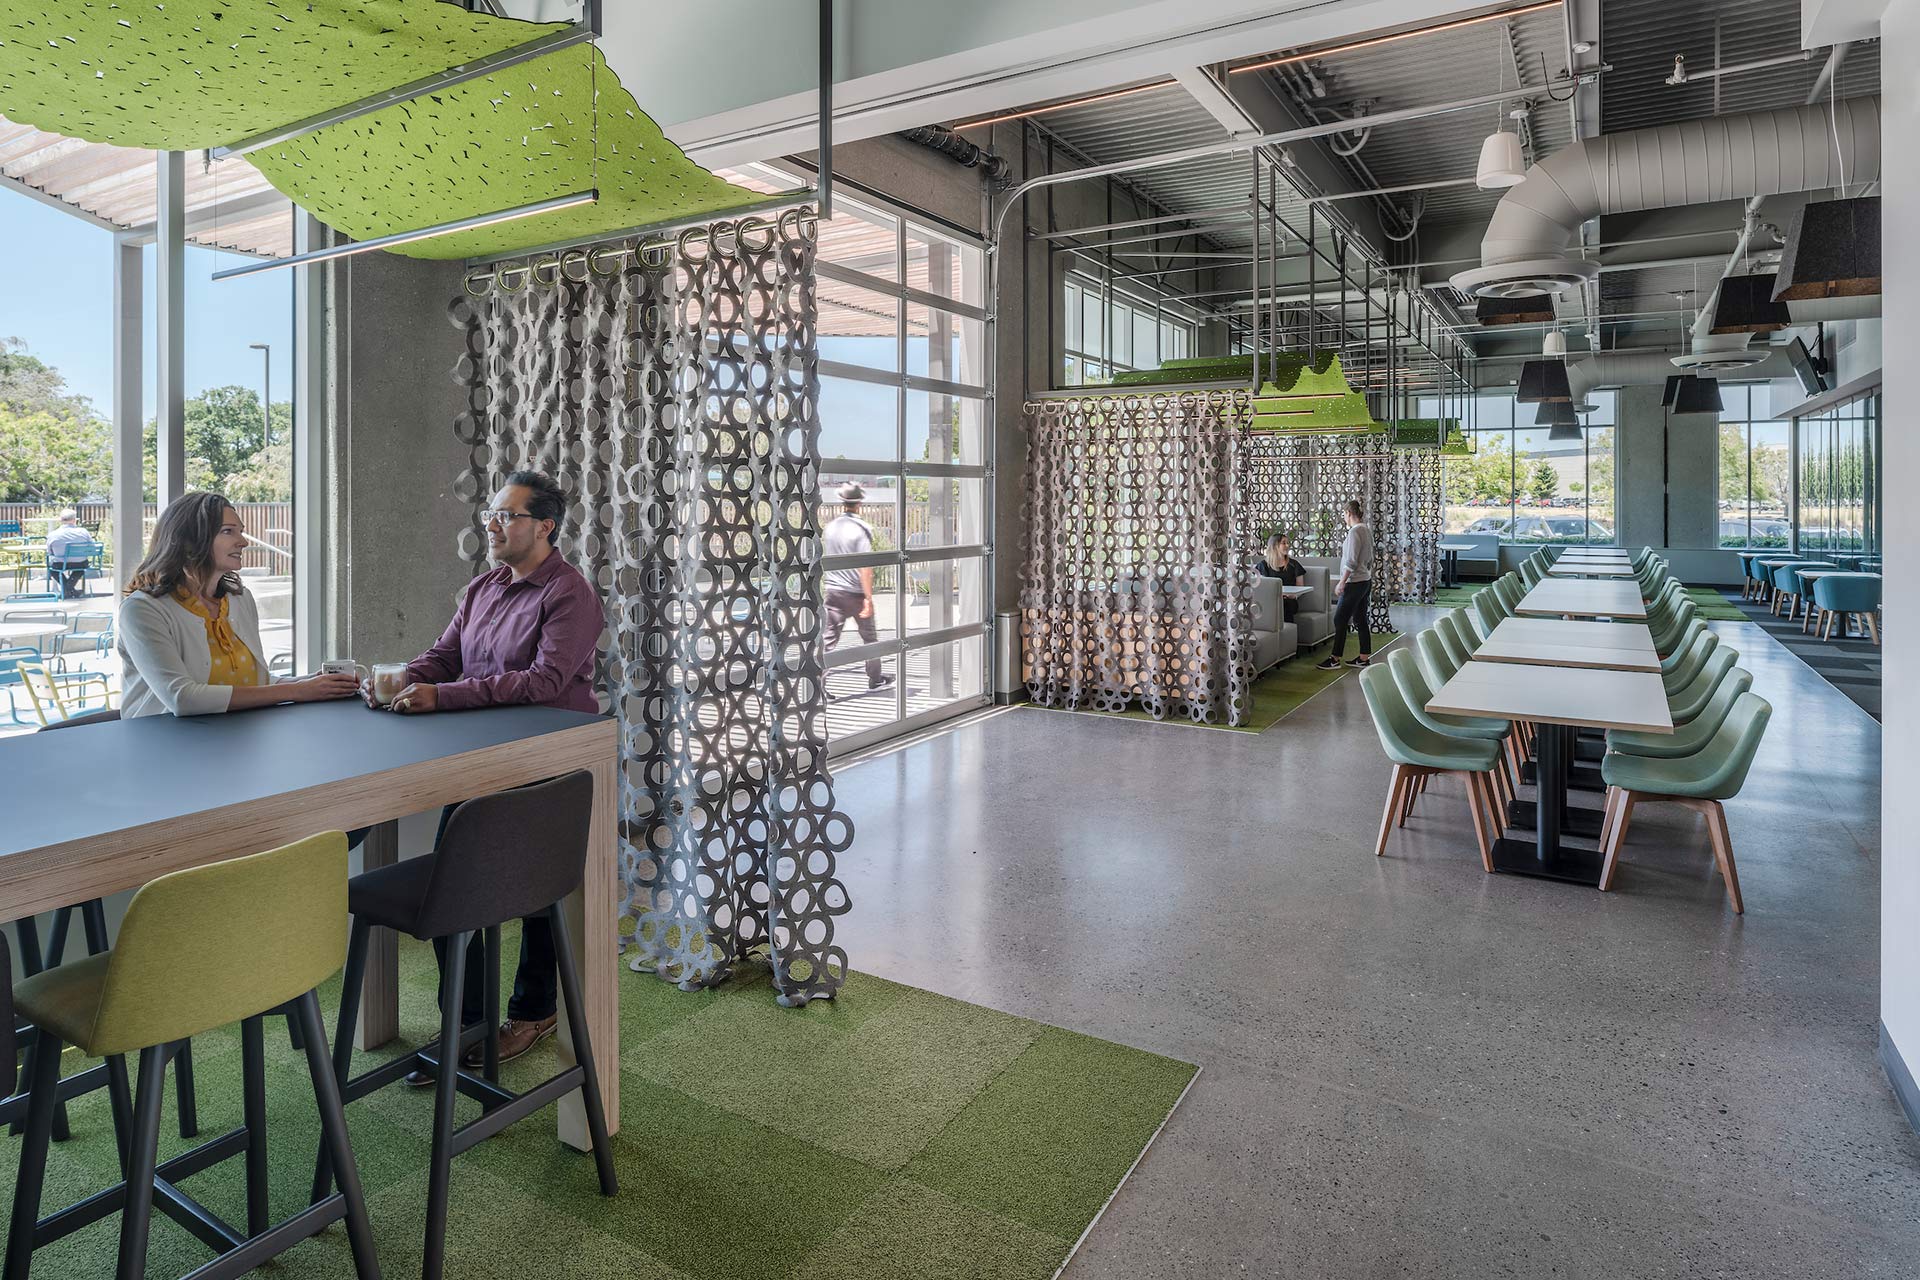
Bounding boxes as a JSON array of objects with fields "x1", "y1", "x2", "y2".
[{"x1": 480, "y1": 509, "x2": 540, "y2": 527}]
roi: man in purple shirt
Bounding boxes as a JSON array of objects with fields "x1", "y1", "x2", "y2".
[{"x1": 382, "y1": 470, "x2": 604, "y2": 1071}]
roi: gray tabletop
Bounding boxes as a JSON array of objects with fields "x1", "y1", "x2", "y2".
[{"x1": 1, "y1": 700, "x2": 608, "y2": 859}]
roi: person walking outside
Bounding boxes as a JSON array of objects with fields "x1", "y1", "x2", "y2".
[
  {"x1": 822, "y1": 482, "x2": 894, "y2": 694},
  {"x1": 1317, "y1": 499, "x2": 1374, "y2": 670}
]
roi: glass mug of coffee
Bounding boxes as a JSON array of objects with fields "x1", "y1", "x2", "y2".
[{"x1": 369, "y1": 663, "x2": 410, "y2": 708}]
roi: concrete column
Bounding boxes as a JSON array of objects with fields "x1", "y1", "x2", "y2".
[
  {"x1": 292, "y1": 211, "x2": 328, "y2": 670},
  {"x1": 111, "y1": 237, "x2": 143, "y2": 590},
  {"x1": 155, "y1": 151, "x2": 186, "y2": 503}
]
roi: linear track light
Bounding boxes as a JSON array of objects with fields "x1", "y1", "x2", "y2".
[{"x1": 211, "y1": 190, "x2": 599, "y2": 281}]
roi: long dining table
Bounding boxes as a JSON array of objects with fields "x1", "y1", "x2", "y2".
[
  {"x1": 1515, "y1": 577, "x2": 1648, "y2": 620},
  {"x1": 1427, "y1": 619, "x2": 1673, "y2": 885},
  {"x1": 0, "y1": 700, "x2": 621, "y2": 1149}
]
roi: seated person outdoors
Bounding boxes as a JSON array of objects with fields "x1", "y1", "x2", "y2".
[
  {"x1": 1257, "y1": 531, "x2": 1306, "y2": 622},
  {"x1": 45, "y1": 509, "x2": 95, "y2": 600},
  {"x1": 116, "y1": 491, "x2": 360, "y2": 717},
  {"x1": 375, "y1": 469, "x2": 602, "y2": 1073}
]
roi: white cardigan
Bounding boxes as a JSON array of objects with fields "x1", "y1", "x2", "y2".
[{"x1": 117, "y1": 588, "x2": 274, "y2": 718}]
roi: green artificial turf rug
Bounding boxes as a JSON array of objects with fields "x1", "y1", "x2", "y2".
[
  {"x1": 1682, "y1": 586, "x2": 1747, "y2": 622},
  {"x1": 1024, "y1": 630, "x2": 1403, "y2": 734},
  {"x1": 2, "y1": 935, "x2": 1196, "y2": 1280},
  {"x1": 1430, "y1": 582, "x2": 1492, "y2": 608}
]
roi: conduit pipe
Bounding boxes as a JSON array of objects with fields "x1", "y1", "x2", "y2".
[{"x1": 1450, "y1": 96, "x2": 1881, "y2": 299}]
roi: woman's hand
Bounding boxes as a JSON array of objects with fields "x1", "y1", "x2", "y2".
[{"x1": 290, "y1": 672, "x2": 362, "y2": 703}]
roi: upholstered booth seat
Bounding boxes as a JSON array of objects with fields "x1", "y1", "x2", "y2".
[
  {"x1": 1247, "y1": 576, "x2": 1299, "y2": 672},
  {"x1": 1292, "y1": 559, "x2": 1336, "y2": 646}
]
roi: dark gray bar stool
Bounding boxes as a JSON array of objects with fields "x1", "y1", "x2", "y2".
[{"x1": 315, "y1": 769, "x2": 617, "y2": 1280}]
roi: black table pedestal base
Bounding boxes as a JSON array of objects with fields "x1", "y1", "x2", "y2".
[
  {"x1": 1489, "y1": 838, "x2": 1605, "y2": 886},
  {"x1": 1520, "y1": 760, "x2": 1606, "y2": 792},
  {"x1": 1506, "y1": 800, "x2": 1604, "y2": 837}
]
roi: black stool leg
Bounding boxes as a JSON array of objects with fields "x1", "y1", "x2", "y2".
[
  {"x1": 10, "y1": 915, "x2": 70, "y2": 1144},
  {"x1": 483, "y1": 924, "x2": 502, "y2": 1084},
  {"x1": 294, "y1": 991, "x2": 381, "y2": 1280},
  {"x1": 42, "y1": 907, "x2": 72, "y2": 967},
  {"x1": 424, "y1": 931, "x2": 471, "y2": 1280},
  {"x1": 116, "y1": 1042, "x2": 171, "y2": 1280},
  {"x1": 104, "y1": 1053, "x2": 135, "y2": 1175},
  {"x1": 172, "y1": 1041, "x2": 200, "y2": 1139},
  {"x1": 3, "y1": 1028, "x2": 62, "y2": 1280},
  {"x1": 549, "y1": 905, "x2": 617, "y2": 1195},
  {"x1": 312, "y1": 916, "x2": 369, "y2": 1205},
  {"x1": 241, "y1": 1015, "x2": 270, "y2": 1238}
]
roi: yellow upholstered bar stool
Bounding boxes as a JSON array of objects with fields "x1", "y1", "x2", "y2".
[{"x1": 4, "y1": 833, "x2": 380, "y2": 1280}]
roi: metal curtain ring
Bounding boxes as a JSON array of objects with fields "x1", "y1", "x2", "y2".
[
  {"x1": 588, "y1": 244, "x2": 626, "y2": 276},
  {"x1": 529, "y1": 255, "x2": 562, "y2": 287}
]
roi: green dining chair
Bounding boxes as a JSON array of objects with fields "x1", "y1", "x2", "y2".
[
  {"x1": 1668, "y1": 645, "x2": 1738, "y2": 724},
  {"x1": 1429, "y1": 616, "x2": 1473, "y2": 672},
  {"x1": 1414, "y1": 628, "x2": 1462, "y2": 689},
  {"x1": 1495, "y1": 574, "x2": 1525, "y2": 611},
  {"x1": 5, "y1": 834, "x2": 380, "y2": 1280},
  {"x1": 1608, "y1": 668, "x2": 1753, "y2": 759},
  {"x1": 1471, "y1": 589, "x2": 1507, "y2": 641},
  {"x1": 1519, "y1": 560, "x2": 1544, "y2": 588},
  {"x1": 1358, "y1": 665, "x2": 1503, "y2": 870},
  {"x1": 1660, "y1": 630, "x2": 1719, "y2": 696},
  {"x1": 1597, "y1": 692, "x2": 1772, "y2": 913},
  {"x1": 1390, "y1": 649, "x2": 1515, "y2": 815},
  {"x1": 1651, "y1": 599, "x2": 1698, "y2": 657},
  {"x1": 1658, "y1": 619, "x2": 1708, "y2": 675},
  {"x1": 1440, "y1": 609, "x2": 1481, "y2": 658}
]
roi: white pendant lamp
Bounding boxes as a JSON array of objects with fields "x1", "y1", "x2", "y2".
[
  {"x1": 1475, "y1": 130, "x2": 1526, "y2": 189},
  {"x1": 1542, "y1": 330, "x2": 1567, "y2": 356}
]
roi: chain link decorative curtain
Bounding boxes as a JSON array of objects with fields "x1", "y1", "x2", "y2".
[
  {"x1": 450, "y1": 210, "x2": 852, "y2": 1006},
  {"x1": 1019, "y1": 391, "x2": 1256, "y2": 726}
]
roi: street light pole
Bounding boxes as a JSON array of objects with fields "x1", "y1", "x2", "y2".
[{"x1": 248, "y1": 342, "x2": 271, "y2": 448}]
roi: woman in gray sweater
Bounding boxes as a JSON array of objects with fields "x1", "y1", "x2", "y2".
[{"x1": 1316, "y1": 499, "x2": 1374, "y2": 670}]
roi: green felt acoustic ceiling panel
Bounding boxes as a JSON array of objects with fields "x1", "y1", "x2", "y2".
[{"x1": 0, "y1": 1, "x2": 761, "y2": 260}]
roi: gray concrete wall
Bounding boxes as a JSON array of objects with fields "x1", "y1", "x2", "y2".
[
  {"x1": 323, "y1": 251, "x2": 473, "y2": 669},
  {"x1": 1611, "y1": 382, "x2": 1726, "y2": 569}
]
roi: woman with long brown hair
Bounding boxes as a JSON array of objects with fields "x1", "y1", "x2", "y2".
[{"x1": 116, "y1": 491, "x2": 359, "y2": 717}]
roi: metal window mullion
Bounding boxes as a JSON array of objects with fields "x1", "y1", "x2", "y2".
[
  {"x1": 904, "y1": 372, "x2": 988, "y2": 399},
  {"x1": 816, "y1": 261, "x2": 989, "y2": 321}
]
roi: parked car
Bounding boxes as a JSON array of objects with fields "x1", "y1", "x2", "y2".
[{"x1": 1719, "y1": 517, "x2": 1791, "y2": 547}]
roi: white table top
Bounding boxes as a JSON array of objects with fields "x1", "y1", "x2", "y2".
[
  {"x1": 1483, "y1": 617, "x2": 1656, "y2": 653},
  {"x1": 1796, "y1": 568, "x2": 1878, "y2": 581},
  {"x1": 1281, "y1": 584, "x2": 1313, "y2": 598},
  {"x1": 1436, "y1": 542, "x2": 1478, "y2": 551},
  {"x1": 1555, "y1": 546, "x2": 1630, "y2": 556},
  {"x1": 0, "y1": 619, "x2": 70, "y2": 643},
  {"x1": 1428, "y1": 662, "x2": 1674, "y2": 733},
  {"x1": 1471, "y1": 619, "x2": 1661, "y2": 672},
  {"x1": 1516, "y1": 578, "x2": 1648, "y2": 619},
  {"x1": 1547, "y1": 561, "x2": 1636, "y2": 578}
]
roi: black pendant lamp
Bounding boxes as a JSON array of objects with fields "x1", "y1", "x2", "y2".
[
  {"x1": 1535, "y1": 401, "x2": 1579, "y2": 434},
  {"x1": 1708, "y1": 273, "x2": 1793, "y2": 334},
  {"x1": 1773, "y1": 196, "x2": 1881, "y2": 301},
  {"x1": 1668, "y1": 374, "x2": 1723, "y2": 414},
  {"x1": 1516, "y1": 358, "x2": 1572, "y2": 404},
  {"x1": 1476, "y1": 295, "x2": 1555, "y2": 326}
]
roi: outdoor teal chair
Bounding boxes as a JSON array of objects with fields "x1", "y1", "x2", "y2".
[
  {"x1": 1357, "y1": 665, "x2": 1502, "y2": 870},
  {"x1": 1769, "y1": 561, "x2": 1831, "y2": 619},
  {"x1": 1810, "y1": 572, "x2": 1881, "y2": 644},
  {"x1": 1660, "y1": 630, "x2": 1719, "y2": 696},
  {"x1": 1668, "y1": 645, "x2": 1738, "y2": 724},
  {"x1": 1597, "y1": 692, "x2": 1772, "y2": 913},
  {"x1": 1608, "y1": 668, "x2": 1753, "y2": 759}
]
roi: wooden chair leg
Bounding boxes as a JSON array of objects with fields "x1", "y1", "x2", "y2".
[
  {"x1": 1399, "y1": 770, "x2": 1421, "y2": 827},
  {"x1": 1867, "y1": 612, "x2": 1881, "y2": 646},
  {"x1": 1596, "y1": 785, "x2": 1619, "y2": 854},
  {"x1": 1702, "y1": 801, "x2": 1745, "y2": 914},
  {"x1": 1376, "y1": 765, "x2": 1407, "y2": 858},
  {"x1": 1460, "y1": 772, "x2": 1493, "y2": 872},
  {"x1": 1599, "y1": 790, "x2": 1637, "y2": 891}
]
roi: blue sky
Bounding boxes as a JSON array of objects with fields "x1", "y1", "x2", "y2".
[
  {"x1": 1, "y1": 184, "x2": 917, "y2": 462},
  {"x1": 0, "y1": 186, "x2": 296, "y2": 421}
]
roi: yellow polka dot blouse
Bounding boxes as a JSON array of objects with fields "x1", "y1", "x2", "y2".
[{"x1": 174, "y1": 589, "x2": 261, "y2": 688}]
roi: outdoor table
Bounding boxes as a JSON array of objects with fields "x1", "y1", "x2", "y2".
[
  {"x1": 1515, "y1": 578, "x2": 1647, "y2": 620},
  {"x1": 0, "y1": 619, "x2": 71, "y2": 648},
  {"x1": 1436, "y1": 542, "x2": 1476, "y2": 589},
  {"x1": 1472, "y1": 617, "x2": 1661, "y2": 672},
  {"x1": 0, "y1": 700, "x2": 621, "y2": 1150},
  {"x1": 1427, "y1": 661, "x2": 1672, "y2": 884}
]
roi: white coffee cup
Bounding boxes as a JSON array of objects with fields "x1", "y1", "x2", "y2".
[{"x1": 322, "y1": 659, "x2": 369, "y2": 681}]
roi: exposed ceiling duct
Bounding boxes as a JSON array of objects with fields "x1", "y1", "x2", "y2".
[
  {"x1": 1449, "y1": 96, "x2": 1882, "y2": 300},
  {"x1": 1563, "y1": 347, "x2": 1796, "y2": 400}
]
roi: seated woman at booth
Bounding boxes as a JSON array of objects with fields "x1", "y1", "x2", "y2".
[
  {"x1": 1257, "y1": 531, "x2": 1306, "y2": 621},
  {"x1": 117, "y1": 491, "x2": 360, "y2": 718}
]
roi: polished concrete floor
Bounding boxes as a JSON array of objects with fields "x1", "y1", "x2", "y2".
[{"x1": 830, "y1": 608, "x2": 1918, "y2": 1278}]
